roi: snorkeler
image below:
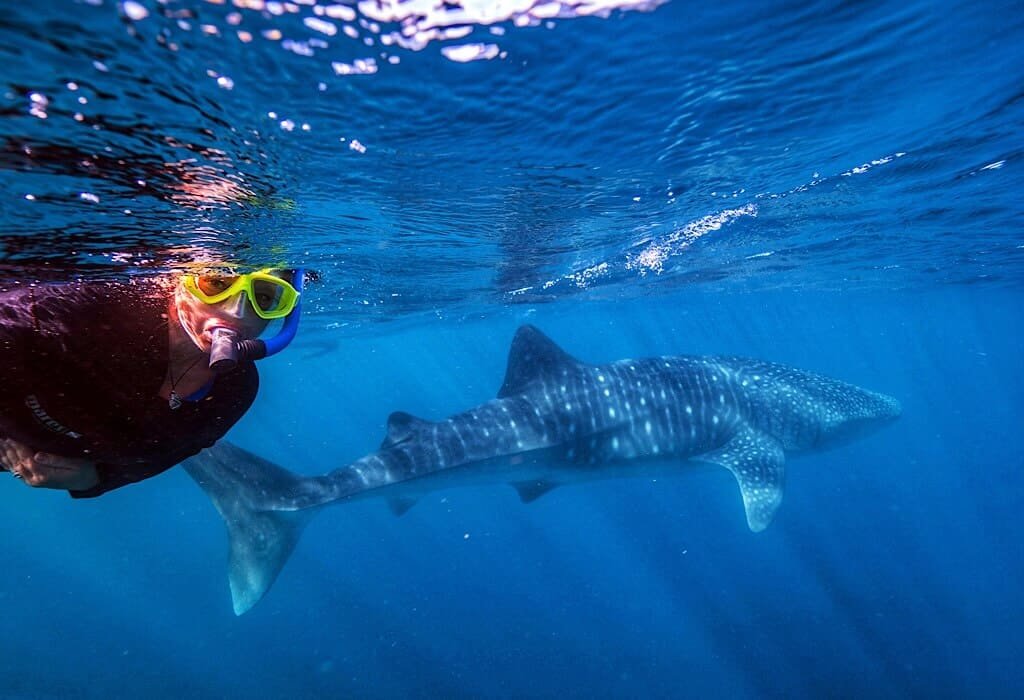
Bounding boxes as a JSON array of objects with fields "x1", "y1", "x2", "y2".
[{"x1": 0, "y1": 268, "x2": 303, "y2": 497}]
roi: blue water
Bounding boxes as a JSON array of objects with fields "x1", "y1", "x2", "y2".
[{"x1": 2, "y1": 0, "x2": 1023, "y2": 697}]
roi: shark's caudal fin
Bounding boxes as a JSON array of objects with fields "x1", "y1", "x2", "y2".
[
  {"x1": 184, "y1": 442, "x2": 316, "y2": 615},
  {"x1": 498, "y1": 325, "x2": 582, "y2": 398}
]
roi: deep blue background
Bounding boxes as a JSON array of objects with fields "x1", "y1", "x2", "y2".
[
  {"x1": 2, "y1": 0, "x2": 1023, "y2": 696},
  {"x1": 3, "y1": 286, "x2": 1022, "y2": 698}
]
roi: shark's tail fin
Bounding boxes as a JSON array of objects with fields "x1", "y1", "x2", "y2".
[{"x1": 184, "y1": 442, "x2": 318, "y2": 615}]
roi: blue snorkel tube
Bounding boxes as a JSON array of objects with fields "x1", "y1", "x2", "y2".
[{"x1": 208, "y1": 269, "x2": 304, "y2": 373}]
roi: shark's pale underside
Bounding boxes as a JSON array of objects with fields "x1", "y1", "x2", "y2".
[{"x1": 185, "y1": 325, "x2": 901, "y2": 614}]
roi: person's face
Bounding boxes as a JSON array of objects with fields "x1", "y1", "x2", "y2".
[{"x1": 174, "y1": 277, "x2": 272, "y2": 353}]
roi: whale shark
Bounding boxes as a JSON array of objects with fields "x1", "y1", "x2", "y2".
[{"x1": 185, "y1": 325, "x2": 901, "y2": 614}]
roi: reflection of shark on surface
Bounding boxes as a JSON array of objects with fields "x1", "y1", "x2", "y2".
[{"x1": 186, "y1": 325, "x2": 901, "y2": 614}]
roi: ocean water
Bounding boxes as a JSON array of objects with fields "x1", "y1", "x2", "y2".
[{"x1": 1, "y1": 0, "x2": 1022, "y2": 698}]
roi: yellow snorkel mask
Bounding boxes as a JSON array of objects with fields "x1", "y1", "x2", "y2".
[{"x1": 181, "y1": 268, "x2": 300, "y2": 320}]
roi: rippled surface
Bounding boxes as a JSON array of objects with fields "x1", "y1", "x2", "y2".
[{"x1": 2, "y1": 0, "x2": 1021, "y2": 328}]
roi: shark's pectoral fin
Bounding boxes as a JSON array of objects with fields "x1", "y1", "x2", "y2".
[
  {"x1": 387, "y1": 497, "x2": 418, "y2": 516},
  {"x1": 697, "y1": 426, "x2": 785, "y2": 532},
  {"x1": 512, "y1": 479, "x2": 559, "y2": 503}
]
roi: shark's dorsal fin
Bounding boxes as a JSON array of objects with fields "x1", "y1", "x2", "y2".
[
  {"x1": 498, "y1": 325, "x2": 581, "y2": 398},
  {"x1": 381, "y1": 411, "x2": 430, "y2": 449},
  {"x1": 387, "y1": 497, "x2": 418, "y2": 516},
  {"x1": 512, "y1": 480, "x2": 559, "y2": 503},
  {"x1": 696, "y1": 426, "x2": 786, "y2": 532}
]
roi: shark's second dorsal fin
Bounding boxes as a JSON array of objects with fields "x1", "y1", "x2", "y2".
[
  {"x1": 498, "y1": 325, "x2": 581, "y2": 398},
  {"x1": 381, "y1": 411, "x2": 430, "y2": 449}
]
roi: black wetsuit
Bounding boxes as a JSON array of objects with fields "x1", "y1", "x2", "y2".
[{"x1": 0, "y1": 280, "x2": 257, "y2": 497}]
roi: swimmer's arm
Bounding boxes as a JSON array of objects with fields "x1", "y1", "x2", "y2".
[{"x1": 68, "y1": 447, "x2": 198, "y2": 499}]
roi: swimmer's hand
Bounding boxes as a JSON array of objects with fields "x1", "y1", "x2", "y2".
[{"x1": 1, "y1": 439, "x2": 98, "y2": 491}]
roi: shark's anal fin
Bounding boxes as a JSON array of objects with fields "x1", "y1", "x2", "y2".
[
  {"x1": 381, "y1": 411, "x2": 430, "y2": 449},
  {"x1": 387, "y1": 497, "x2": 418, "y2": 516},
  {"x1": 498, "y1": 325, "x2": 581, "y2": 398},
  {"x1": 512, "y1": 480, "x2": 558, "y2": 503},
  {"x1": 697, "y1": 426, "x2": 785, "y2": 532}
]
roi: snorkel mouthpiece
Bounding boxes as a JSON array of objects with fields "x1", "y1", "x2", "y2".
[{"x1": 209, "y1": 327, "x2": 241, "y2": 373}]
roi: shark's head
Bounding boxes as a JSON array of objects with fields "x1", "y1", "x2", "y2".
[{"x1": 816, "y1": 390, "x2": 901, "y2": 449}]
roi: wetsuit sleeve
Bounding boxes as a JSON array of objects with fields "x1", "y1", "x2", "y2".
[
  {"x1": 0, "y1": 289, "x2": 49, "y2": 446},
  {"x1": 0, "y1": 283, "x2": 147, "y2": 454},
  {"x1": 73, "y1": 449, "x2": 202, "y2": 498},
  {"x1": 72, "y1": 443, "x2": 213, "y2": 498},
  {"x1": 68, "y1": 367, "x2": 260, "y2": 498}
]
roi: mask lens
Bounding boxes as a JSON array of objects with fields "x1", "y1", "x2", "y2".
[
  {"x1": 251, "y1": 278, "x2": 285, "y2": 312},
  {"x1": 196, "y1": 275, "x2": 239, "y2": 297}
]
